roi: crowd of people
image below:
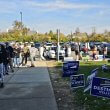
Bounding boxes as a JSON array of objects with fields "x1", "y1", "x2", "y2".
[
  {"x1": 73, "y1": 43, "x2": 107, "y2": 61},
  {"x1": 0, "y1": 42, "x2": 108, "y2": 88},
  {"x1": 0, "y1": 42, "x2": 38, "y2": 88}
]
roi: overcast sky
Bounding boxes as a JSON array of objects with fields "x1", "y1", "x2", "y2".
[{"x1": 0, "y1": 0, "x2": 110, "y2": 34}]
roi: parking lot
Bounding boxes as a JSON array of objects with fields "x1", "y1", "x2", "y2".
[{"x1": 33, "y1": 42, "x2": 110, "y2": 61}]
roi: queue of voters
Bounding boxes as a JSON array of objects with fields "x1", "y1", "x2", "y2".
[
  {"x1": 0, "y1": 41, "x2": 109, "y2": 88},
  {"x1": 0, "y1": 42, "x2": 39, "y2": 88}
]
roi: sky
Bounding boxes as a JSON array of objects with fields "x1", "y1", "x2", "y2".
[{"x1": 0, "y1": 0, "x2": 110, "y2": 34}]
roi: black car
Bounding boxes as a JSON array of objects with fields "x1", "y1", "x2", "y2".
[
  {"x1": 34, "y1": 43, "x2": 41, "y2": 50},
  {"x1": 71, "y1": 43, "x2": 77, "y2": 51}
]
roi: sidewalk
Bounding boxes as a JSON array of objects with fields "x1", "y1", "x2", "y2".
[{"x1": 0, "y1": 61, "x2": 58, "y2": 110}]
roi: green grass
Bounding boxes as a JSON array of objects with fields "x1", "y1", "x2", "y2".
[
  {"x1": 79, "y1": 61, "x2": 110, "y2": 78},
  {"x1": 56, "y1": 61, "x2": 63, "y2": 67},
  {"x1": 77, "y1": 61, "x2": 110, "y2": 110},
  {"x1": 57, "y1": 61, "x2": 110, "y2": 110}
]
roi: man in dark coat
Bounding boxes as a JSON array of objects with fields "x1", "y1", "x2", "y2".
[
  {"x1": 0, "y1": 44, "x2": 5, "y2": 88},
  {"x1": 5, "y1": 42, "x2": 14, "y2": 72}
]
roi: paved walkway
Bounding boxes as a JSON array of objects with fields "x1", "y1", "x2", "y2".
[{"x1": 0, "y1": 61, "x2": 58, "y2": 110}]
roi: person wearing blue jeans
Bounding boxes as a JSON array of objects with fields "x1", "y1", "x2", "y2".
[
  {"x1": 13, "y1": 44, "x2": 21, "y2": 67},
  {"x1": 0, "y1": 44, "x2": 5, "y2": 88},
  {"x1": 2, "y1": 44, "x2": 10, "y2": 75},
  {"x1": 5, "y1": 42, "x2": 14, "y2": 72},
  {"x1": 13, "y1": 57, "x2": 20, "y2": 67}
]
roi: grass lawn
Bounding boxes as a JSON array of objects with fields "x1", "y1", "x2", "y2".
[{"x1": 56, "y1": 61, "x2": 110, "y2": 110}]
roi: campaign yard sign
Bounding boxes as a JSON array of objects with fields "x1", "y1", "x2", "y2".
[
  {"x1": 84, "y1": 68, "x2": 99, "y2": 92},
  {"x1": 70, "y1": 74, "x2": 85, "y2": 88},
  {"x1": 95, "y1": 55, "x2": 103, "y2": 61},
  {"x1": 91, "y1": 77, "x2": 110, "y2": 98},
  {"x1": 63, "y1": 61, "x2": 79, "y2": 77},
  {"x1": 102, "y1": 64, "x2": 108, "y2": 72},
  {"x1": 91, "y1": 68, "x2": 99, "y2": 75}
]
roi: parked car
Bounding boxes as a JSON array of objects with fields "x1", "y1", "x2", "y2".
[
  {"x1": 47, "y1": 46, "x2": 65, "y2": 59},
  {"x1": 58, "y1": 47, "x2": 65, "y2": 59},
  {"x1": 48, "y1": 46, "x2": 57, "y2": 59},
  {"x1": 89, "y1": 42, "x2": 102, "y2": 50},
  {"x1": 102, "y1": 43, "x2": 110, "y2": 57},
  {"x1": 35, "y1": 43, "x2": 41, "y2": 50},
  {"x1": 45, "y1": 42, "x2": 53, "y2": 50}
]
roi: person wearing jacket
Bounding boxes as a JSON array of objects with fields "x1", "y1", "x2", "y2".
[
  {"x1": 40, "y1": 45, "x2": 45, "y2": 60},
  {"x1": 29, "y1": 44, "x2": 37, "y2": 67},
  {"x1": 5, "y1": 42, "x2": 14, "y2": 72},
  {"x1": 21, "y1": 43, "x2": 30, "y2": 66},
  {"x1": 13, "y1": 44, "x2": 21, "y2": 67},
  {"x1": 0, "y1": 44, "x2": 4, "y2": 88},
  {"x1": 2, "y1": 44, "x2": 10, "y2": 75}
]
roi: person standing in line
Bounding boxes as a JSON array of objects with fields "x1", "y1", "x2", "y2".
[
  {"x1": 75, "y1": 44, "x2": 79, "y2": 61},
  {"x1": 5, "y1": 42, "x2": 14, "y2": 72},
  {"x1": 21, "y1": 43, "x2": 30, "y2": 66},
  {"x1": 92, "y1": 45, "x2": 97, "y2": 60},
  {"x1": 83, "y1": 46, "x2": 88, "y2": 54},
  {"x1": 19, "y1": 43, "x2": 24, "y2": 65},
  {"x1": 0, "y1": 44, "x2": 5, "y2": 88},
  {"x1": 98, "y1": 45, "x2": 102, "y2": 55},
  {"x1": 13, "y1": 44, "x2": 21, "y2": 67},
  {"x1": 65, "y1": 45, "x2": 68, "y2": 57},
  {"x1": 2, "y1": 44, "x2": 10, "y2": 75},
  {"x1": 102, "y1": 46, "x2": 107, "y2": 60},
  {"x1": 67, "y1": 45, "x2": 71, "y2": 57},
  {"x1": 29, "y1": 44, "x2": 37, "y2": 67},
  {"x1": 40, "y1": 45, "x2": 45, "y2": 60},
  {"x1": 13, "y1": 44, "x2": 16, "y2": 67}
]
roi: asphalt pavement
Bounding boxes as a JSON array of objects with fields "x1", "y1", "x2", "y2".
[{"x1": 0, "y1": 61, "x2": 58, "y2": 110}]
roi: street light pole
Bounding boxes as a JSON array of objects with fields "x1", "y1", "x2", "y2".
[
  {"x1": 20, "y1": 12, "x2": 22, "y2": 29},
  {"x1": 57, "y1": 29, "x2": 60, "y2": 61}
]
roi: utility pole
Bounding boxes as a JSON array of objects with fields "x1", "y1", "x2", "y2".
[
  {"x1": 20, "y1": 12, "x2": 23, "y2": 36},
  {"x1": 57, "y1": 29, "x2": 60, "y2": 61},
  {"x1": 71, "y1": 31, "x2": 73, "y2": 42},
  {"x1": 92, "y1": 27, "x2": 96, "y2": 34},
  {"x1": 20, "y1": 12, "x2": 22, "y2": 30}
]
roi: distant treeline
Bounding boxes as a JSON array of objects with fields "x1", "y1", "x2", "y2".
[{"x1": 0, "y1": 21, "x2": 110, "y2": 42}]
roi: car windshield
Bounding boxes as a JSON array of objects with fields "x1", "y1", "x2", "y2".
[
  {"x1": 35, "y1": 43, "x2": 40, "y2": 47},
  {"x1": 46, "y1": 43, "x2": 52, "y2": 46},
  {"x1": 51, "y1": 47, "x2": 57, "y2": 51},
  {"x1": 60, "y1": 47, "x2": 64, "y2": 50}
]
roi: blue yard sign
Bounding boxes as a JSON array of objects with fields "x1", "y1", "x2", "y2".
[
  {"x1": 63, "y1": 61, "x2": 79, "y2": 77},
  {"x1": 70, "y1": 74, "x2": 85, "y2": 88},
  {"x1": 91, "y1": 77, "x2": 110, "y2": 98},
  {"x1": 84, "y1": 68, "x2": 99, "y2": 92},
  {"x1": 102, "y1": 64, "x2": 108, "y2": 72},
  {"x1": 91, "y1": 68, "x2": 99, "y2": 75}
]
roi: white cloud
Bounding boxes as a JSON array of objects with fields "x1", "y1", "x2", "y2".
[
  {"x1": 0, "y1": 0, "x2": 110, "y2": 34},
  {"x1": 22, "y1": 0, "x2": 107, "y2": 11},
  {"x1": 0, "y1": 0, "x2": 108, "y2": 13}
]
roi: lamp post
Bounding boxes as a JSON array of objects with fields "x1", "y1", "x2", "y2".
[
  {"x1": 20, "y1": 12, "x2": 23, "y2": 36},
  {"x1": 57, "y1": 29, "x2": 60, "y2": 61},
  {"x1": 20, "y1": 12, "x2": 22, "y2": 29}
]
